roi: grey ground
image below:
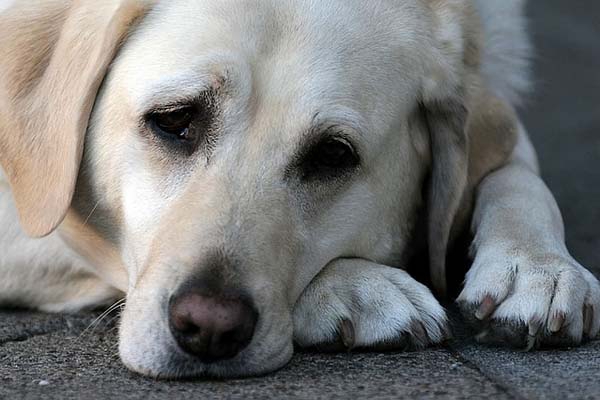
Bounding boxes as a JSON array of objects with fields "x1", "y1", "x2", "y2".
[{"x1": 1, "y1": 1, "x2": 599, "y2": 399}]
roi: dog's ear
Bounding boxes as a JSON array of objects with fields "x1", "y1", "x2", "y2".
[
  {"x1": 421, "y1": 97, "x2": 469, "y2": 299},
  {"x1": 421, "y1": 1, "x2": 518, "y2": 297},
  {"x1": 0, "y1": 0, "x2": 153, "y2": 237},
  {"x1": 423, "y1": 93, "x2": 519, "y2": 299}
]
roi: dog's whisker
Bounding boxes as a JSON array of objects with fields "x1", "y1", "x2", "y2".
[
  {"x1": 76, "y1": 298, "x2": 126, "y2": 341},
  {"x1": 103, "y1": 314, "x2": 124, "y2": 331},
  {"x1": 82, "y1": 201, "x2": 101, "y2": 227}
]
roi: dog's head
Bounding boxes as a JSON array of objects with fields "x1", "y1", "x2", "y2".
[{"x1": 0, "y1": 0, "x2": 517, "y2": 377}]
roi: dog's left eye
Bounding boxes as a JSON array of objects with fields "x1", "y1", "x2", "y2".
[
  {"x1": 149, "y1": 107, "x2": 196, "y2": 141},
  {"x1": 298, "y1": 136, "x2": 360, "y2": 180}
]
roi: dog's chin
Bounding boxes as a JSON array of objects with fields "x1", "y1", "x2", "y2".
[
  {"x1": 118, "y1": 314, "x2": 295, "y2": 379},
  {"x1": 120, "y1": 336, "x2": 294, "y2": 379}
]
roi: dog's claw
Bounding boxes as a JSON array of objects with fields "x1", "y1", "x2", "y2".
[
  {"x1": 340, "y1": 318, "x2": 356, "y2": 350},
  {"x1": 528, "y1": 319, "x2": 542, "y2": 337},
  {"x1": 548, "y1": 312, "x2": 566, "y2": 333},
  {"x1": 524, "y1": 334, "x2": 537, "y2": 352},
  {"x1": 523, "y1": 319, "x2": 542, "y2": 351},
  {"x1": 475, "y1": 295, "x2": 496, "y2": 321},
  {"x1": 410, "y1": 320, "x2": 429, "y2": 347}
]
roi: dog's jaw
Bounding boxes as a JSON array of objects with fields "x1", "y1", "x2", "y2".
[{"x1": 118, "y1": 285, "x2": 295, "y2": 378}]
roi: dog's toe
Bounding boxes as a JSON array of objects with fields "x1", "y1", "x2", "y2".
[
  {"x1": 458, "y1": 249, "x2": 600, "y2": 349},
  {"x1": 293, "y1": 259, "x2": 449, "y2": 351}
]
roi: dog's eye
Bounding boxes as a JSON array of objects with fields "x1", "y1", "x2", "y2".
[
  {"x1": 149, "y1": 107, "x2": 195, "y2": 141},
  {"x1": 311, "y1": 138, "x2": 357, "y2": 168},
  {"x1": 299, "y1": 137, "x2": 360, "y2": 180}
]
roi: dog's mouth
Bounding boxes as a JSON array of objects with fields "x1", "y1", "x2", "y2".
[
  {"x1": 118, "y1": 277, "x2": 295, "y2": 379},
  {"x1": 120, "y1": 317, "x2": 294, "y2": 379}
]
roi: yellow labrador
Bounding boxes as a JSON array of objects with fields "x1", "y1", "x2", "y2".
[{"x1": 1, "y1": 0, "x2": 598, "y2": 378}]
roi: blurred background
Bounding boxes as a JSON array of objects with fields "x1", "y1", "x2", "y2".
[{"x1": 524, "y1": 1, "x2": 599, "y2": 273}]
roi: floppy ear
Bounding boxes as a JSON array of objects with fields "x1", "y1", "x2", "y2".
[
  {"x1": 421, "y1": 1, "x2": 517, "y2": 297},
  {"x1": 0, "y1": 0, "x2": 152, "y2": 237},
  {"x1": 421, "y1": 95, "x2": 469, "y2": 299}
]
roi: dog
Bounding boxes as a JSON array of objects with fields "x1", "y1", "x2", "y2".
[{"x1": 1, "y1": 0, "x2": 598, "y2": 379}]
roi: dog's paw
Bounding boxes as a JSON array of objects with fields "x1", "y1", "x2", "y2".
[
  {"x1": 293, "y1": 259, "x2": 449, "y2": 351},
  {"x1": 458, "y1": 247, "x2": 600, "y2": 349}
]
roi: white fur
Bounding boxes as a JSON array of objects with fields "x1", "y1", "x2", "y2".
[
  {"x1": 458, "y1": 126, "x2": 600, "y2": 342},
  {"x1": 475, "y1": 0, "x2": 532, "y2": 105},
  {"x1": 0, "y1": 0, "x2": 15, "y2": 13},
  {"x1": 1, "y1": 0, "x2": 598, "y2": 379},
  {"x1": 0, "y1": 170, "x2": 120, "y2": 311},
  {"x1": 294, "y1": 259, "x2": 448, "y2": 348}
]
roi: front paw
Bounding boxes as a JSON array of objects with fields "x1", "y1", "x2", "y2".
[
  {"x1": 293, "y1": 259, "x2": 450, "y2": 351},
  {"x1": 458, "y1": 247, "x2": 600, "y2": 349}
]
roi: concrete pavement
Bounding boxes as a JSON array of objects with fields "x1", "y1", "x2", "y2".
[{"x1": 1, "y1": 1, "x2": 599, "y2": 398}]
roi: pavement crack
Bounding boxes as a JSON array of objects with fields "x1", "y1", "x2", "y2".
[{"x1": 446, "y1": 346, "x2": 528, "y2": 400}]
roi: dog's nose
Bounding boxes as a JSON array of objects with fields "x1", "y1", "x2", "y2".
[{"x1": 168, "y1": 291, "x2": 258, "y2": 362}]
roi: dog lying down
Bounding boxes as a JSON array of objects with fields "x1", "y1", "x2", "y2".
[{"x1": 0, "y1": 0, "x2": 598, "y2": 379}]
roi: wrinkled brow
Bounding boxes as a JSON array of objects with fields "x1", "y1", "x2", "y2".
[
  {"x1": 135, "y1": 72, "x2": 228, "y2": 115},
  {"x1": 306, "y1": 108, "x2": 367, "y2": 141}
]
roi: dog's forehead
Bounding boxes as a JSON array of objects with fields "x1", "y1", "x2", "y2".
[{"x1": 115, "y1": 0, "x2": 429, "y2": 122}]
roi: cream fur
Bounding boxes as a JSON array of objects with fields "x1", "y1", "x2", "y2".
[{"x1": 0, "y1": 0, "x2": 597, "y2": 379}]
